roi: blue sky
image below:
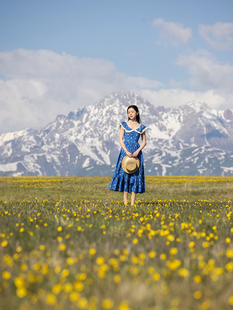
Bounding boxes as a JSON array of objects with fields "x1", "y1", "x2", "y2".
[{"x1": 0, "y1": 0, "x2": 233, "y2": 133}]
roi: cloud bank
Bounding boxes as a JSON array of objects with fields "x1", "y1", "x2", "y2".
[
  {"x1": 199, "y1": 22, "x2": 233, "y2": 50},
  {"x1": 0, "y1": 49, "x2": 163, "y2": 134},
  {"x1": 152, "y1": 18, "x2": 192, "y2": 45},
  {"x1": 0, "y1": 48, "x2": 232, "y2": 134}
]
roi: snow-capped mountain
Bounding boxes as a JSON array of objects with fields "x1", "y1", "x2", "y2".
[{"x1": 1, "y1": 92, "x2": 233, "y2": 176}]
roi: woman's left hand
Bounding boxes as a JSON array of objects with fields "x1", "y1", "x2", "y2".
[{"x1": 132, "y1": 150, "x2": 139, "y2": 157}]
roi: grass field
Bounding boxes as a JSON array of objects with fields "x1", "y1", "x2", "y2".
[{"x1": 1, "y1": 176, "x2": 233, "y2": 310}]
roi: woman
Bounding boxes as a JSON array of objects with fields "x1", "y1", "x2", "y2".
[{"x1": 108, "y1": 105, "x2": 147, "y2": 206}]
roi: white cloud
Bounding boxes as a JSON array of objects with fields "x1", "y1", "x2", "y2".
[
  {"x1": 152, "y1": 18, "x2": 192, "y2": 45},
  {"x1": 140, "y1": 88, "x2": 227, "y2": 110},
  {"x1": 176, "y1": 49, "x2": 233, "y2": 94},
  {"x1": 0, "y1": 48, "x2": 232, "y2": 135},
  {"x1": 199, "y1": 22, "x2": 233, "y2": 50},
  {"x1": 0, "y1": 49, "x2": 163, "y2": 134}
]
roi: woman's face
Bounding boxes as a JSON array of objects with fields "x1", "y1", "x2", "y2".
[{"x1": 127, "y1": 108, "x2": 137, "y2": 120}]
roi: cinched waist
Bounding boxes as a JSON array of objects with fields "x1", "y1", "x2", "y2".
[{"x1": 124, "y1": 141, "x2": 140, "y2": 153}]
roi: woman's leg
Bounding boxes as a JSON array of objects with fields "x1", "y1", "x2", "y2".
[
  {"x1": 124, "y1": 191, "x2": 128, "y2": 205},
  {"x1": 131, "y1": 192, "x2": 136, "y2": 206}
]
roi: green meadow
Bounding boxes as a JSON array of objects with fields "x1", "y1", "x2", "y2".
[{"x1": 1, "y1": 176, "x2": 233, "y2": 310}]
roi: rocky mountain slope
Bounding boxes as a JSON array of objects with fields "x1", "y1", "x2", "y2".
[{"x1": 1, "y1": 92, "x2": 233, "y2": 176}]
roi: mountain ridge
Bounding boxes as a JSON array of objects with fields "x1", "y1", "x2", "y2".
[{"x1": 0, "y1": 91, "x2": 233, "y2": 176}]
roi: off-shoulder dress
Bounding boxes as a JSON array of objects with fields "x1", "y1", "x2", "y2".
[{"x1": 108, "y1": 121, "x2": 148, "y2": 193}]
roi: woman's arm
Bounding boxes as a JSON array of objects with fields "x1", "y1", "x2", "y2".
[
  {"x1": 132, "y1": 132, "x2": 146, "y2": 157},
  {"x1": 119, "y1": 127, "x2": 133, "y2": 157}
]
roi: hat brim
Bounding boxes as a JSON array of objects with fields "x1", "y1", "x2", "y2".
[{"x1": 121, "y1": 155, "x2": 139, "y2": 174}]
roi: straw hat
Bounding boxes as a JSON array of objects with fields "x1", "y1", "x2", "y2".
[{"x1": 122, "y1": 155, "x2": 139, "y2": 174}]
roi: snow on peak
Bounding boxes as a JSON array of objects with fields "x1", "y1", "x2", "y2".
[{"x1": 184, "y1": 101, "x2": 211, "y2": 113}]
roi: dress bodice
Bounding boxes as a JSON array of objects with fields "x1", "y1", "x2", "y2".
[
  {"x1": 119, "y1": 121, "x2": 147, "y2": 143},
  {"x1": 119, "y1": 121, "x2": 147, "y2": 153}
]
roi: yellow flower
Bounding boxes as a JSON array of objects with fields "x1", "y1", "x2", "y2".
[
  {"x1": 179, "y1": 268, "x2": 189, "y2": 277},
  {"x1": 193, "y1": 291, "x2": 202, "y2": 299},
  {"x1": 57, "y1": 226, "x2": 62, "y2": 232},
  {"x1": 114, "y1": 275, "x2": 121, "y2": 283},
  {"x1": 16, "y1": 287, "x2": 27, "y2": 298},
  {"x1": 153, "y1": 273, "x2": 160, "y2": 281},
  {"x1": 52, "y1": 284, "x2": 63, "y2": 295},
  {"x1": 194, "y1": 275, "x2": 201, "y2": 283},
  {"x1": 167, "y1": 235, "x2": 175, "y2": 242},
  {"x1": 166, "y1": 260, "x2": 181, "y2": 270},
  {"x1": 46, "y1": 293, "x2": 57, "y2": 305},
  {"x1": 149, "y1": 251, "x2": 156, "y2": 258},
  {"x1": 89, "y1": 248, "x2": 96, "y2": 255},
  {"x1": 96, "y1": 257, "x2": 105, "y2": 265},
  {"x1": 1, "y1": 240, "x2": 8, "y2": 247},
  {"x1": 74, "y1": 281, "x2": 84, "y2": 292},
  {"x1": 170, "y1": 248, "x2": 178, "y2": 255},
  {"x1": 102, "y1": 298, "x2": 114, "y2": 309},
  {"x1": 160, "y1": 253, "x2": 167, "y2": 260},
  {"x1": 226, "y1": 248, "x2": 233, "y2": 258},
  {"x1": 67, "y1": 257, "x2": 74, "y2": 265},
  {"x1": 63, "y1": 283, "x2": 73, "y2": 293},
  {"x1": 69, "y1": 291, "x2": 79, "y2": 302},
  {"x1": 118, "y1": 301, "x2": 132, "y2": 310},
  {"x1": 202, "y1": 241, "x2": 210, "y2": 248},
  {"x1": 132, "y1": 238, "x2": 138, "y2": 244},
  {"x1": 2, "y1": 271, "x2": 11, "y2": 280},
  {"x1": 226, "y1": 238, "x2": 231, "y2": 243},
  {"x1": 77, "y1": 297, "x2": 88, "y2": 309},
  {"x1": 228, "y1": 295, "x2": 233, "y2": 305},
  {"x1": 14, "y1": 276, "x2": 24, "y2": 287},
  {"x1": 21, "y1": 264, "x2": 28, "y2": 271},
  {"x1": 189, "y1": 241, "x2": 195, "y2": 248},
  {"x1": 60, "y1": 244, "x2": 66, "y2": 251}
]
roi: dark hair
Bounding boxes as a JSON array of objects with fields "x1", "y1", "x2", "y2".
[{"x1": 127, "y1": 105, "x2": 141, "y2": 123}]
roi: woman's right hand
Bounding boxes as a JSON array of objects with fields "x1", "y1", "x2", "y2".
[{"x1": 126, "y1": 151, "x2": 133, "y2": 157}]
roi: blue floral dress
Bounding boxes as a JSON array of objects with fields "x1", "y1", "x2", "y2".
[{"x1": 108, "y1": 121, "x2": 148, "y2": 193}]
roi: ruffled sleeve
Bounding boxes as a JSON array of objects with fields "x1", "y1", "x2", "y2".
[
  {"x1": 119, "y1": 121, "x2": 127, "y2": 131},
  {"x1": 139, "y1": 125, "x2": 148, "y2": 134}
]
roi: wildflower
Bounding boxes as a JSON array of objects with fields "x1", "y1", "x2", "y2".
[
  {"x1": 52, "y1": 284, "x2": 63, "y2": 295},
  {"x1": 193, "y1": 291, "x2": 202, "y2": 299},
  {"x1": 118, "y1": 301, "x2": 132, "y2": 310},
  {"x1": 153, "y1": 273, "x2": 160, "y2": 281},
  {"x1": 102, "y1": 299, "x2": 114, "y2": 309},
  {"x1": 189, "y1": 241, "x2": 195, "y2": 248},
  {"x1": 60, "y1": 244, "x2": 66, "y2": 251},
  {"x1": 46, "y1": 294, "x2": 57, "y2": 305},
  {"x1": 69, "y1": 291, "x2": 79, "y2": 302},
  {"x1": 194, "y1": 275, "x2": 201, "y2": 283},
  {"x1": 179, "y1": 268, "x2": 189, "y2": 277},
  {"x1": 114, "y1": 275, "x2": 121, "y2": 283},
  {"x1": 1, "y1": 240, "x2": 8, "y2": 247},
  {"x1": 63, "y1": 283, "x2": 73, "y2": 293},
  {"x1": 74, "y1": 281, "x2": 84, "y2": 291},
  {"x1": 160, "y1": 253, "x2": 167, "y2": 260},
  {"x1": 96, "y1": 257, "x2": 105, "y2": 265},
  {"x1": 2, "y1": 271, "x2": 11, "y2": 280},
  {"x1": 228, "y1": 296, "x2": 233, "y2": 305},
  {"x1": 77, "y1": 297, "x2": 88, "y2": 309},
  {"x1": 226, "y1": 248, "x2": 233, "y2": 258},
  {"x1": 202, "y1": 241, "x2": 210, "y2": 248},
  {"x1": 16, "y1": 287, "x2": 27, "y2": 298},
  {"x1": 170, "y1": 248, "x2": 178, "y2": 255},
  {"x1": 89, "y1": 248, "x2": 96, "y2": 255}
]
